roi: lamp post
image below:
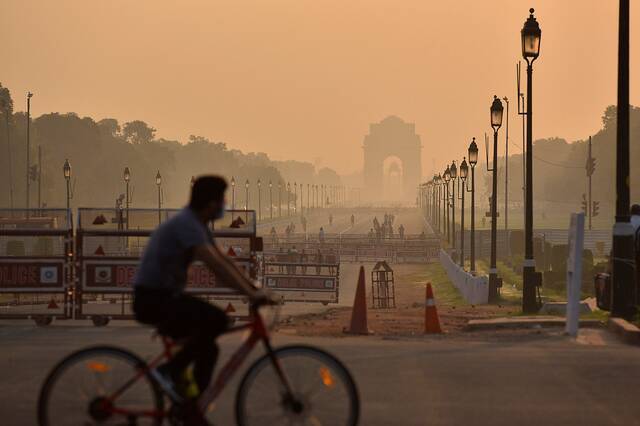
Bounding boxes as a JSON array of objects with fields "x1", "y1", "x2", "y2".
[
  {"x1": 155, "y1": 170, "x2": 162, "y2": 224},
  {"x1": 434, "y1": 175, "x2": 441, "y2": 234},
  {"x1": 245, "y1": 179, "x2": 249, "y2": 210},
  {"x1": 63, "y1": 159, "x2": 72, "y2": 211},
  {"x1": 443, "y1": 166, "x2": 451, "y2": 244},
  {"x1": 269, "y1": 180, "x2": 273, "y2": 220},
  {"x1": 231, "y1": 177, "x2": 236, "y2": 210},
  {"x1": 459, "y1": 158, "x2": 469, "y2": 268},
  {"x1": 278, "y1": 182, "x2": 282, "y2": 217},
  {"x1": 521, "y1": 8, "x2": 542, "y2": 313},
  {"x1": 257, "y1": 179, "x2": 262, "y2": 221},
  {"x1": 123, "y1": 167, "x2": 131, "y2": 230},
  {"x1": 450, "y1": 161, "x2": 457, "y2": 250},
  {"x1": 294, "y1": 182, "x2": 297, "y2": 215},
  {"x1": 502, "y1": 97, "x2": 510, "y2": 237},
  {"x1": 468, "y1": 138, "x2": 479, "y2": 274},
  {"x1": 287, "y1": 182, "x2": 291, "y2": 216},
  {"x1": 488, "y1": 96, "x2": 503, "y2": 302},
  {"x1": 612, "y1": 0, "x2": 635, "y2": 317}
]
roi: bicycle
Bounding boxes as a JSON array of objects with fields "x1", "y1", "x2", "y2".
[{"x1": 37, "y1": 302, "x2": 360, "y2": 425}]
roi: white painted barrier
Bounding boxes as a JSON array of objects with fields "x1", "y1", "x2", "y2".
[{"x1": 439, "y1": 250, "x2": 489, "y2": 305}]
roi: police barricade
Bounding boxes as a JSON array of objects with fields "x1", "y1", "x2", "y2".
[
  {"x1": 262, "y1": 260, "x2": 339, "y2": 305},
  {"x1": 75, "y1": 208, "x2": 260, "y2": 326},
  {"x1": 0, "y1": 209, "x2": 73, "y2": 325}
]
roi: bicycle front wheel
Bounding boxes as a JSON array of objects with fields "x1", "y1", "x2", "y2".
[
  {"x1": 37, "y1": 346, "x2": 164, "y2": 426},
  {"x1": 236, "y1": 345, "x2": 359, "y2": 426}
]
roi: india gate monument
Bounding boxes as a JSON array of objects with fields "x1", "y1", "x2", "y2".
[{"x1": 363, "y1": 116, "x2": 423, "y2": 203}]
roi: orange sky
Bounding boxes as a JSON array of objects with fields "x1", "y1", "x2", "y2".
[{"x1": 2, "y1": 0, "x2": 638, "y2": 177}]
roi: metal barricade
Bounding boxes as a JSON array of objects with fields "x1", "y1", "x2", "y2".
[
  {"x1": 262, "y1": 260, "x2": 340, "y2": 305},
  {"x1": 75, "y1": 208, "x2": 260, "y2": 325},
  {"x1": 0, "y1": 209, "x2": 73, "y2": 325}
]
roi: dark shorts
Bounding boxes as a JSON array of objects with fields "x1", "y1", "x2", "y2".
[{"x1": 133, "y1": 286, "x2": 228, "y2": 339}]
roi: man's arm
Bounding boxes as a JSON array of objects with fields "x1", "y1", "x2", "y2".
[{"x1": 194, "y1": 244, "x2": 260, "y2": 298}]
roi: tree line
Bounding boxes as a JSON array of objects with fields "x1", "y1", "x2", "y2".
[{"x1": 0, "y1": 83, "x2": 342, "y2": 211}]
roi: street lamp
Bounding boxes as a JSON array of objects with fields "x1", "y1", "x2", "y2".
[
  {"x1": 294, "y1": 182, "x2": 297, "y2": 215},
  {"x1": 611, "y1": 0, "x2": 635, "y2": 317},
  {"x1": 257, "y1": 179, "x2": 262, "y2": 221},
  {"x1": 63, "y1": 159, "x2": 72, "y2": 211},
  {"x1": 468, "y1": 138, "x2": 479, "y2": 273},
  {"x1": 287, "y1": 182, "x2": 291, "y2": 216},
  {"x1": 123, "y1": 167, "x2": 131, "y2": 229},
  {"x1": 269, "y1": 180, "x2": 273, "y2": 220},
  {"x1": 245, "y1": 179, "x2": 250, "y2": 210},
  {"x1": 521, "y1": 8, "x2": 543, "y2": 313},
  {"x1": 459, "y1": 158, "x2": 469, "y2": 268},
  {"x1": 443, "y1": 166, "x2": 451, "y2": 244},
  {"x1": 155, "y1": 170, "x2": 162, "y2": 224},
  {"x1": 278, "y1": 181, "x2": 282, "y2": 217},
  {"x1": 488, "y1": 96, "x2": 503, "y2": 302},
  {"x1": 450, "y1": 160, "x2": 457, "y2": 251},
  {"x1": 231, "y1": 176, "x2": 236, "y2": 210},
  {"x1": 434, "y1": 174, "x2": 441, "y2": 234}
]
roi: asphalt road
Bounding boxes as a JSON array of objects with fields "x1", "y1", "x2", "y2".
[{"x1": 2, "y1": 322, "x2": 639, "y2": 425}]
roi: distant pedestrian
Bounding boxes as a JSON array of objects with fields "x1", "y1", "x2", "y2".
[
  {"x1": 319, "y1": 227, "x2": 325, "y2": 244},
  {"x1": 398, "y1": 224, "x2": 405, "y2": 240}
]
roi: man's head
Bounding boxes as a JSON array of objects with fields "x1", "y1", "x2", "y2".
[
  {"x1": 631, "y1": 204, "x2": 640, "y2": 216},
  {"x1": 189, "y1": 175, "x2": 227, "y2": 220}
]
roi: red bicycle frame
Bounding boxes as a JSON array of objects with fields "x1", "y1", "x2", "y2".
[{"x1": 104, "y1": 306, "x2": 293, "y2": 420}]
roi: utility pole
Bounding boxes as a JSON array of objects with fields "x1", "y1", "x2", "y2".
[
  {"x1": 26, "y1": 92, "x2": 33, "y2": 211},
  {"x1": 38, "y1": 146, "x2": 42, "y2": 210},
  {"x1": 586, "y1": 136, "x2": 595, "y2": 230},
  {"x1": 2, "y1": 101, "x2": 14, "y2": 209}
]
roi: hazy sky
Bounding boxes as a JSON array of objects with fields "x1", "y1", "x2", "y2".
[{"x1": 2, "y1": 1, "x2": 639, "y2": 176}]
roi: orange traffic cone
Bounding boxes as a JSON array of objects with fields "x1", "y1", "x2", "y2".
[
  {"x1": 424, "y1": 282, "x2": 443, "y2": 334},
  {"x1": 344, "y1": 266, "x2": 370, "y2": 335},
  {"x1": 48, "y1": 298, "x2": 59, "y2": 309},
  {"x1": 94, "y1": 245, "x2": 105, "y2": 256},
  {"x1": 227, "y1": 246, "x2": 237, "y2": 257},
  {"x1": 224, "y1": 302, "x2": 236, "y2": 313}
]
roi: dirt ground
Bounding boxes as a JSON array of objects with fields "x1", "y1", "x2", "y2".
[{"x1": 276, "y1": 263, "x2": 519, "y2": 338}]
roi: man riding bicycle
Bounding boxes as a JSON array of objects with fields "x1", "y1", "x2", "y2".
[{"x1": 133, "y1": 176, "x2": 273, "y2": 409}]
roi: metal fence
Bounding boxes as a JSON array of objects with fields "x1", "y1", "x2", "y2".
[
  {"x1": 75, "y1": 208, "x2": 260, "y2": 325},
  {"x1": 0, "y1": 209, "x2": 73, "y2": 324}
]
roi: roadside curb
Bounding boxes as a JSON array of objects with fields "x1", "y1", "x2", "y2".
[
  {"x1": 607, "y1": 317, "x2": 640, "y2": 346},
  {"x1": 465, "y1": 316, "x2": 603, "y2": 331}
]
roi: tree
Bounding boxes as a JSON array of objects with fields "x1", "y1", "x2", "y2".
[
  {"x1": 123, "y1": 120, "x2": 156, "y2": 144},
  {"x1": 97, "y1": 118, "x2": 121, "y2": 139}
]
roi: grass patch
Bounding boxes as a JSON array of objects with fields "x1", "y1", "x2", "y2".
[{"x1": 403, "y1": 262, "x2": 467, "y2": 306}]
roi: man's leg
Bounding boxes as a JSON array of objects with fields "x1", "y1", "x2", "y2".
[{"x1": 160, "y1": 294, "x2": 228, "y2": 392}]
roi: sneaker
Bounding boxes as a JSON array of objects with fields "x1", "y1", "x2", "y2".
[{"x1": 150, "y1": 365, "x2": 184, "y2": 403}]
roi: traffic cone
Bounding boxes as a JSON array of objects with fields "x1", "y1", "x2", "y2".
[
  {"x1": 224, "y1": 302, "x2": 236, "y2": 313},
  {"x1": 424, "y1": 282, "x2": 443, "y2": 334},
  {"x1": 94, "y1": 245, "x2": 105, "y2": 256},
  {"x1": 48, "y1": 298, "x2": 59, "y2": 309},
  {"x1": 344, "y1": 266, "x2": 370, "y2": 335},
  {"x1": 227, "y1": 246, "x2": 237, "y2": 257}
]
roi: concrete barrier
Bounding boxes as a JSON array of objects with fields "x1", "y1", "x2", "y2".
[{"x1": 439, "y1": 250, "x2": 488, "y2": 305}]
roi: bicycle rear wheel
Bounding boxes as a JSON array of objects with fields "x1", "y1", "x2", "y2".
[
  {"x1": 37, "y1": 346, "x2": 164, "y2": 426},
  {"x1": 236, "y1": 345, "x2": 359, "y2": 426}
]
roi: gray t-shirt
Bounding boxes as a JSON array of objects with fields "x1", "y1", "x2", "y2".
[{"x1": 134, "y1": 208, "x2": 213, "y2": 292}]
